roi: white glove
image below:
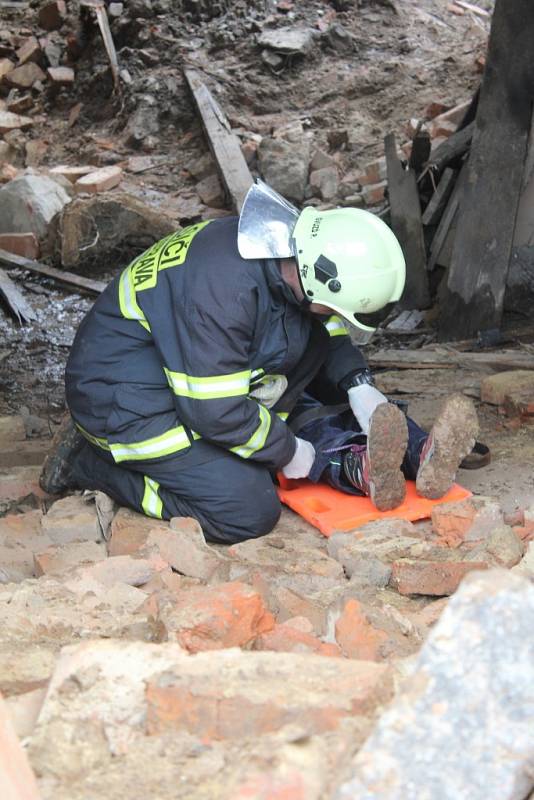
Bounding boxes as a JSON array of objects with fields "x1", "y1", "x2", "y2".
[
  {"x1": 282, "y1": 437, "x2": 316, "y2": 479},
  {"x1": 348, "y1": 384, "x2": 388, "y2": 435}
]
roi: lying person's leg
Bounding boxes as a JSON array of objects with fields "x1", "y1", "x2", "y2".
[{"x1": 289, "y1": 394, "x2": 408, "y2": 511}]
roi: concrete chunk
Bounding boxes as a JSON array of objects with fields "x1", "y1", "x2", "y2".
[
  {"x1": 336, "y1": 570, "x2": 534, "y2": 800},
  {"x1": 0, "y1": 174, "x2": 70, "y2": 240}
]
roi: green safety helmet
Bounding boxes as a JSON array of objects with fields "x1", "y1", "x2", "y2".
[{"x1": 291, "y1": 206, "x2": 406, "y2": 334}]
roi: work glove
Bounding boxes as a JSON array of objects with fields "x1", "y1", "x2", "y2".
[
  {"x1": 348, "y1": 384, "x2": 388, "y2": 436},
  {"x1": 282, "y1": 437, "x2": 316, "y2": 479}
]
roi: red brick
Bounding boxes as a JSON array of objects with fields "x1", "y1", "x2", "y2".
[
  {"x1": 157, "y1": 581, "x2": 275, "y2": 653},
  {"x1": 431, "y1": 496, "x2": 504, "y2": 548},
  {"x1": 390, "y1": 559, "x2": 488, "y2": 596},
  {"x1": 0, "y1": 233, "x2": 39, "y2": 259},
  {"x1": 423, "y1": 100, "x2": 450, "y2": 120},
  {"x1": 335, "y1": 599, "x2": 389, "y2": 661},
  {"x1": 358, "y1": 158, "x2": 386, "y2": 186},
  {"x1": 33, "y1": 540, "x2": 106, "y2": 576},
  {"x1": 361, "y1": 180, "x2": 387, "y2": 206},
  {"x1": 145, "y1": 650, "x2": 392, "y2": 740},
  {"x1": 429, "y1": 118, "x2": 457, "y2": 139},
  {"x1": 38, "y1": 0, "x2": 67, "y2": 31},
  {"x1": 254, "y1": 621, "x2": 341, "y2": 657}
]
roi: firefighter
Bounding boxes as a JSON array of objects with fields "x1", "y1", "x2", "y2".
[{"x1": 40, "y1": 181, "x2": 478, "y2": 543}]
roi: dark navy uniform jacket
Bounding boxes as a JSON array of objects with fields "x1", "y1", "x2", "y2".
[{"x1": 66, "y1": 217, "x2": 367, "y2": 471}]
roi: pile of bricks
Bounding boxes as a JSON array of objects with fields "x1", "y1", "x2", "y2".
[{"x1": 0, "y1": 408, "x2": 533, "y2": 797}]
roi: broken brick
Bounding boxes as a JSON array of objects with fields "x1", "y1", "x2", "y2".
[
  {"x1": 0, "y1": 232, "x2": 39, "y2": 259},
  {"x1": 33, "y1": 540, "x2": 107, "y2": 576},
  {"x1": 142, "y1": 519, "x2": 227, "y2": 581},
  {"x1": 108, "y1": 507, "x2": 169, "y2": 556},
  {"x1": 361, "y1": 180, "x2": 387, "y2": 206},
  {"x1": 145, "y1": 648, "x2": 392, "y2": 739},
  {"x1": 0, "y1": 58, "x2": 14, "y2": 81},
  {"x1": 390, "y1": 559, "x2": 488, "y2": 596},
  {"x1": 40, "y1": 495, "x2": 101, "y2": 544},
  {"x1": 75, "y1": 165, "x2": 123, "y2": 194},
  {"x1": 0, "y1": 110, "x2": 33, "y2": 134},
  {"x1": 253, "y1": 620, "x2": 341, "y2": 657},
  {"x1": 46, "y1": 66, "x2": 74, "y2": 84},
  {"x1": 335, "y1": 599, "x2": 389, "y2": 661},
  {"x1": 466, "y1": 525, "x2": 524, "y2": 569},
  {"x1": 423, "y1": 100, "x2": 450, "y2": 119},
  {"x1": 6, "y1": 94, "x2": 34, "y2": 114},
  {"x1": 4, "y1": 62, "x2": 46, "y2": 89},
  {"x1": 358, "y1": 157, "x2": 386, "y2": 186},
  {"x1": 431, "y1": 496, "x2": 504, "y2": 547},
  {"x1": 16, "y1": 37, "x2": 41, "y2": 66},
  {"x1": 157, "y1": 581, "x2": 275, "y2": 653},
  {"x1": 49, "y1": 164, "x2": 96, "y2": 183}
]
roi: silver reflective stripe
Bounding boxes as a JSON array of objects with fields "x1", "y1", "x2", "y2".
[
  {"x1": 325, "y1": 315, "x2": 348, "y2": 337},
  {"x1": 164, "y1": 368, "x2": 251, "y2": 399},
  {"x1": 109, "y1": 426, "x2": 191, "y2": 463},
  {"x1": 230, "y1": 404, "x2": 271, "y2": 459},
  {"x1": 142, "y1": 476, "x2": 163, "y2": 519}
]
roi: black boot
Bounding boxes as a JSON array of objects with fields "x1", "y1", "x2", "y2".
[
  {"x1": 39, "y1": 414, "x2": 85, "y2": 494},
  {"x1": 343, "y1": 403, "x2": 408, "y2": 511}
]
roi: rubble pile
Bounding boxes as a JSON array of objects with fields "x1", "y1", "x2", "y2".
[{"x1": 0, "y1": 413, "x2": 533, "y2": 797}]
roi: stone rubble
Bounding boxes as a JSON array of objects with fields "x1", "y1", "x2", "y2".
[{"x1": 0, "y1": 410, "x2": 534, "y2": 800}]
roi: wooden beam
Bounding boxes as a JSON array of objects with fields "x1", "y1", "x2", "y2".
[
  {"x1": 184, "y1": 69, "x2": 253, "y2": 214},
  {"x1": 369, "y1": 348, "x2": 534, "y2": 372},
  {"x1": 0, "y1": 268, "x2": 36, "y2": 323},
  {"x1": 427, "y1": 122, "x2": 474, "y2": 173},
  {"x1": 438, "y1": 0, "x2": 534, "y2": 341},
  {"x1": 0, "y1": 249, "x2": 106, "y2": 295},
  {"x1": 385, "y1": 132, "x2": 430, "y2": 309}
]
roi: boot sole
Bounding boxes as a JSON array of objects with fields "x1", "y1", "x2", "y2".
[
  {"x1": 367, "y1": 403, "x2": 408, "y2": 511},
  {"x1": 416, "y1": 394, "x2": 479, "y2": 499}
]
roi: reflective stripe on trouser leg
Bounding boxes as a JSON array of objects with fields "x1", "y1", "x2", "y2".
[{"x1": 142, "y1": 476, "x2": 163, "y2": 518}]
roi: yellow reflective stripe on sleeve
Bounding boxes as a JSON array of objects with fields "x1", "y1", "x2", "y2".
[
  {"x1": 164, "y1": 367, "x2": 251, "y2": 399},
  {"x1": 325, "y1": 315, "x2": 349, "y2": 337},
  {"x1": 118, "y1": 266, "x2": 151, "y2": 333},
  {"x1": 75, "y1": 422, "x2": 111, "y2": 452},
  {"x1": 109, "y1": 425, "x2": 191, "y2": 463},
  {"x1": 277, "y1": 411, "x2": 289, "y2": 421},
  {"x1": 142, "y1": 476, "x2": 163, "y2": 519},
  {"x1": 230, "y1": 404, "x2": 272, "y2": 459}
]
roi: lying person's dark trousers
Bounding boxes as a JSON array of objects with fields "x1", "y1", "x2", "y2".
[{"x1": 287, "y1": 392, "x2": 428, "y2": 495}]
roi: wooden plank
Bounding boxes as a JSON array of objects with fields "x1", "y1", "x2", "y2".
[
  {"x1": 385, "y1": 132, "x2": 430, "y2": 309},
  {"x1": 428, "y1": 163, "x2": 466, "y2": 270},
  {"x1": 0, "y1": 249, "x2": 106, "y2": 295},
  {"x1": 427, "y1": 122, "x2": 474, "y2": 173},
  {"x1": 438, "y1": 0, "x2": 534, "y2": 341},
  {"x1": 0, "y1": 268, "x2": 36, "y2": 323},
  {"x1": 369, "y1": 348, "x2": 534, "y2": 372},
  {"x1": 422, "y1": 168, "x2": 457, "y2": 226},
  {"x1": 184, "y1": 69, "x2": 253, "y2": 214}
]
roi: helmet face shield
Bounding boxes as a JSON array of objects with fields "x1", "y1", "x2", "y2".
[{"x1": 237, "y1": 179, "x2": 300, "y2": 260}]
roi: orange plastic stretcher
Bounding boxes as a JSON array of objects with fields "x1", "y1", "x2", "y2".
[{"x1": 277, "y1": 476, "x2": 472, "y2": 537}]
